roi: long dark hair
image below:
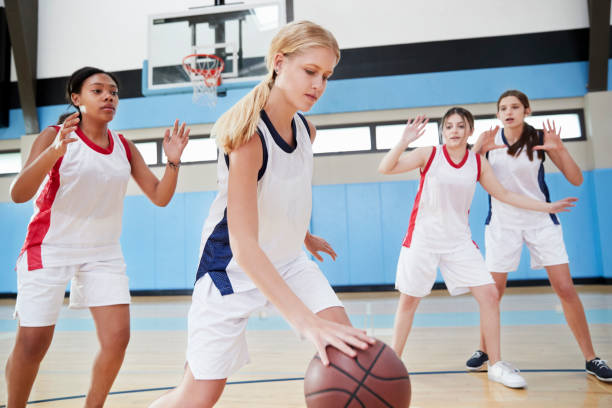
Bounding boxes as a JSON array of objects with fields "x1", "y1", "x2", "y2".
[
  {"x1": 56, "y1": 67, "x2": 119, "y2": 124},
  {"x1": 497, "y1": 90, "x2": 544, "y2": 161}
]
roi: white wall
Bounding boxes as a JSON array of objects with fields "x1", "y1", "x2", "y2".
[
  {"x1": 295, "y1": 0, "x2": 590, "y2": 49},
  {"x1": 26, "y1": 0, "x2": 596, "y2": 80}
]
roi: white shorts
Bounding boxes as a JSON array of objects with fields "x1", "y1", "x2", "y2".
[
  {"x1": 395, "y1": 243, "x2": 494, "y2": 297},
  {"x1": 186, "y1": 256, "x2": 343, "y2": 380},
  {"x1": 485, "y1": 223, "x2": 569, "y2": 272},
  {"x1": 14, "y1": 254, "x2": 130, "y2": 326}
]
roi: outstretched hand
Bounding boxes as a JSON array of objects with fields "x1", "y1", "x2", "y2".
[
  {"x1": 400, "y1": 115, "x2": 429, "y2": 145},
  {"x1": 534, "y1": 120, "x2": 564, "y2": 152},
  {"x1": 163, "y1": 119, "x2": 190, "y2": 164},
  {"x1": 474, "y1": 125, "x2": 504, "y2": 155},
  {"x1": 305, "y1": 233, "x2": 337, "y2": 261},
  {"x1": 548, "y1": 197, "x2": 578, "y2": 213},
  {"x1": 52, "y1": 112, "x2": 79, "y2": 157}
]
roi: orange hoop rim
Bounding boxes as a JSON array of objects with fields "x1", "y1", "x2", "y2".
[{"x1": 182, "y1": 53, "x2": 225, "y2": 77}]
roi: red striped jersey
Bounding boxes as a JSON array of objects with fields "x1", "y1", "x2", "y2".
[
  {"x1": 403, "y1": 145, "x2": 481, "y2": 253},
  {"x1": 19, "y1": 126, "x2": 132, "y2": 270}
]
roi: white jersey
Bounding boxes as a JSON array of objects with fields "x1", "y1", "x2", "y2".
[
  {"x1": 485, "y1": 128, "x2": 558, "y2": 229},
  {"x1": 403, "y1": 145, "x2": 481, "y2": 253},
  {"x1": 196, "y1": 111, "x2": 313, "y2": 295},
  {"x1": 19, "y1": 126, "x2": 132, "y2": 271}
]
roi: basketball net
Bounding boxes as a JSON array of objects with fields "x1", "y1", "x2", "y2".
[{"x1": 182, "y1": 54, "x2": 225, "y2": 107}]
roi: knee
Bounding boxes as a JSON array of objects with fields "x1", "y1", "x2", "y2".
[
  {"x1": 476, "y1": 285, "x2": 499, "y2": 308},
  {"x1": 100, "y1": 325, "x2": 130, "y2": 353},
  {"x1": 17, "y1": 330, "x2": 53, "y2": 361},
  {"x1": 485, "y1": 285, "x2": 500, "y2": 305},
  {"x1": 554, "y1": 281, "x2": 577, "y2": 301},
  {"x1": 398, "y1": 294, "x2": 420, "y2": 311}
]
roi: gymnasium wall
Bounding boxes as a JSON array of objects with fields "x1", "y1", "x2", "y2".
[{"x1": 0, "y1": 0, "x2": 611, "y2": 293}]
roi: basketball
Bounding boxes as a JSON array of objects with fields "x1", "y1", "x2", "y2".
[{"x1": 304, "y1": 339, "x2": 411, "y2": 408}]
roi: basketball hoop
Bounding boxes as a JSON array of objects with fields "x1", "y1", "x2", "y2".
[{"x1": 182, "y1": 53, "x2": 225, "y2": 107}]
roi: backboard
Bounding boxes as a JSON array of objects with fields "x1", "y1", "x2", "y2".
[{"x1": 145, "y1": 0, "x2": 286, "y2": 96}]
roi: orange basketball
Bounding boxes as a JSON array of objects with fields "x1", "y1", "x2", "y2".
[{"x1": 304, "y1": 339, "x2": 411, "y2": 408}]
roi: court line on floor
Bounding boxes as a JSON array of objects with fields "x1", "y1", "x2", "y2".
[{"x1": 0, "y1": 369, "x2": 588, "y2": 407}]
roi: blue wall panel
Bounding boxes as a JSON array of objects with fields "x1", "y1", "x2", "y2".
[
  {"x1": 379, "y1": 181, "x2": 418, "y2": 284},
  {"x1": 592, "y1": 169, "x2": 612, "y2": 278},
  {"x1": 345, "y1": 183, "x2": 384, "y2": 285},
  {"x1": 0, "y1": 201, "x2": 32, "y2": 292},
  {"x1": 0, "y1": 169, "x2": 609, "y2": 294},
  {"x1": 311, "y1": 185, "x2": 350, "y2": 286},
  {"x1": 121, "y1": 195, "x2": 156, "y2": 290},
  {"x1": 153, "y1": 194, "x2": 186, "y2": 290}
]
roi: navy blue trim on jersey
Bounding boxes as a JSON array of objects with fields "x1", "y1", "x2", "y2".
[
  {"x1": 485, "y1": 151, "x2": 492, "y2": 225},
  {"x1": 501, "y1": 128, "x2": 510, "y2": 147},
  {"x1": 256, "y1": 128, "x2": 268, "y2": 180},
  {"x1": 195, "y1": 208, "x2": 234, "y2": 295},
  {"x1": 296, "y1": 112, "x2": 310, "y2": 138},
  {"x1": 260, "y1": 109, "x2": 297, "y2": 153},
  {"x1": 222, "y1": 130, "x2": 268, "y2": 181},
  {"x1": 537, "y1": 163, "x2": 560, "y2": 225}
]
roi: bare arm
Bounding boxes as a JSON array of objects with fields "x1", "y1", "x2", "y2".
[
  {"x1": 378, "y1": 116, "x2": 431, "y2": 175},
  {"x1": 128, "y1": 120, "x2": 190, "y2": 207},
  {"x1": 10, "y1": 113, "x2": 80, "y2": 203},
  {"x1": 479, "y1": 156, "x2": 577, "y2": 213},
  {"x1": 227, "y1": 134, "x2": 372, "y2": 365},
  {"x1": 535, "y1": 120, "x2": 583, "y2": 186}
]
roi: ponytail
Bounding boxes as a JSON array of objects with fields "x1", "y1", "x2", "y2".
[
  {"x1": 212, "y1": 21, "x2": 339, "y2": 153},
  {"x1": 212, "y1": 72, "x2": 275, "y2": 153}
]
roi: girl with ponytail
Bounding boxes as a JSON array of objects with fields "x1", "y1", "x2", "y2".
[
  {"x1": 466, "y1": 90, "x2": 611, "y2": 382},
  {"x1": 150, "y1": 21, "x2": 374, "y2": 407}
]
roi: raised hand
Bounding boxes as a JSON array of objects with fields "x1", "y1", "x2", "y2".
[
  {"x1": 305, "y1": 233, "x2": 337, "y2": 262},
  {"x1": 534, "y1": 120, "x2": 564, "y2": 152},
  {"x1": 400, "y1": 115, "x2": 429, "y2": 145},
  {"x1": 473, "y1": 125, "x2": 504, "y2": 155},
  {"x1": 548, "y1": 197, "x2": 578, "y2": 213},
  {"x1": 51, "y1": 112, "x2": 79, "y2": 157},
  {"x1": 163, "y1": 119, "x2": 190, "y2": 164}
]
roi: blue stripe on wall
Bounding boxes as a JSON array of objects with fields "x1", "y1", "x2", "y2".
[
  {"x1": 0, "y1": 170, "x2": 609, "y2": 293},
  {"x1": 592, "y1": 168, "x2": 612, "y2": 278},
  {"x1": 3, "y1": 59, "x2": 610, "y2": 140}
]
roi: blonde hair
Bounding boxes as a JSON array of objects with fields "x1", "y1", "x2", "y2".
[{"x1": 212, "y1": 20, "x2": 340, "y2": 153}]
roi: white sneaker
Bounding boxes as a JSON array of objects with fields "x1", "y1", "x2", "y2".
[{"x1": 487, "y1": 361, "x2": 527, "y2": 388}]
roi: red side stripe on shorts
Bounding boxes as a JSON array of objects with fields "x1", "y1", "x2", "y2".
[
  {"x1": 118, "y1": 134, "x2": 132, "y2": 163},
  {"x1": 19, "y1": 157, "x2": 63, "y2": 270},
  {"x1": 402, "y1": 147, "x2": 436, "y2": 248}
]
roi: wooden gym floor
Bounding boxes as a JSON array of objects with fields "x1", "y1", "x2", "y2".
[{"x1": 0, "y1": 285, "x2": 610, "y2": 407}]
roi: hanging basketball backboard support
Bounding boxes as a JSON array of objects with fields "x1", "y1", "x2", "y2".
[{"x1": 145, "y1": 0, "x2": 285, "y2": 97}]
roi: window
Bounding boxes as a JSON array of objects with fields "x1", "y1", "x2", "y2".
[
  {"x1": 472, "y1": 111, "x2": 584, "y2": 142},
  {"x1": 376, "y1": 122, "x2": 440, "y2": 149},
  {"x1": 134, "y1": 142, "x2": 158, "y2": 165},
  {"x1": 125, "y1": 110, "x2": 585, "y2": 165},
  {"x1": 161, "y1": 137, "x2": 218, "y2": 163},
  {"x1": 527, "y1": 113, "x2": 583, "y2": 140},
  {"x1": 0, "y1": 151, "x2": 21, "y2": 175},
  {"x1": 312, "y1": 126, "x2": 371, "y2": 154}
]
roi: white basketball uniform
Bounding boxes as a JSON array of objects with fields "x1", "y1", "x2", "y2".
[
  {"x1": 484, "y1": 128, "x2": 568, "y2": 272},
  {"x1": 15, "y1": 125, "x2": 132, "y2": 326},
  {"x1": 396, "y1": 145, "x2": 493, "y2": 297},
  {"x1": 187, "y1": 111, "x2": 342, "y2": 380}
]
